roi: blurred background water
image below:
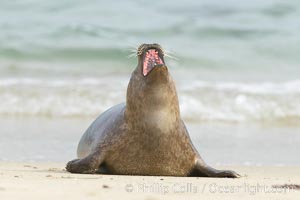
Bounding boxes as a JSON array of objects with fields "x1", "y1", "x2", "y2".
[{"x1": 0, "y1": 0, "x2": 299, "y2": 165}]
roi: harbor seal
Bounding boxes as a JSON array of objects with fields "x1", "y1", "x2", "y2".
[{"x1": 66, "y1": 43, "x2": 240, "y2": 178}]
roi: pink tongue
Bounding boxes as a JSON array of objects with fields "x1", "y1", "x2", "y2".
[{"x1": 143, "y1": 49, "x2": 164, "y2": 76}]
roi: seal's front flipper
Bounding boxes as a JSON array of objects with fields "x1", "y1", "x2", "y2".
[
  {"x1": 190, "y1": 159, "x2": 241, "y2": 178},
  {"x1": 66, "y1": 152, "x2": 104, "y2": 174}
]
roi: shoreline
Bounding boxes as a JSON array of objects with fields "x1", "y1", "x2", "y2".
[
  {"x1": 1, "y1": 117, "x2": 300, "y2": 166},
  {"x1": 0, "y1": 162, "x2": 299, "y2": 199}
]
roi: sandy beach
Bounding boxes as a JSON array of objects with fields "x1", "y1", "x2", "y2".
[{"x1": 0, "y1": 162, "x2": 299, "y2": 200}]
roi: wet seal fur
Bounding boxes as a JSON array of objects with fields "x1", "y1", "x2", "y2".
[{"x1": 66, "y1": 43, "x2": 240, "y2": 178}]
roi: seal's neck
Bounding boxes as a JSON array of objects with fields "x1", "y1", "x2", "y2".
[{"x1": 125, "y1": 68, "x2": 180, "y2": 130}]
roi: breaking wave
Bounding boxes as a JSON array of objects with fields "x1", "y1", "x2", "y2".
[{"x1": 1, "y1": 78, "x2": 299, "y2": 124}]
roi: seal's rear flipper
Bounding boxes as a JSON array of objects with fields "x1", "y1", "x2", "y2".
[
  {"x1": 190, "y1": 159, "x2": 241, "y2": 178},
  {"x1": 66, "y1": 151, "x2": 104, "y2": 174}
]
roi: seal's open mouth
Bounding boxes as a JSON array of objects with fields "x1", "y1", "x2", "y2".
[{"x1": 143, "y1": 49, "x2": 164, "y2": 76}]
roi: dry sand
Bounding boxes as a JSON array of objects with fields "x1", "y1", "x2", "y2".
[{"x1": 0, "y1": 162, "x2": 299, "y2": 200}]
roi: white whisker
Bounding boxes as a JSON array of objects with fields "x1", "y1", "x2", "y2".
[
  {"x1": 125, "y1": 43, "x2": 139, "y2": 55},
  {"x1": 126, "y1": 43, "x2": 138, "y2": 51},
  {"x1": 165, "y1": 54, "x2": 179, "y2": 61},
  {"x1": 164, "y1": 49, "x2": 179, "y2": 61},
  {"x1": 164, "y1": 49, "x2": 176, "y2": 55},
  {"x1": 127, "y1": 52, "x2": 137, "y2": 58},
  {"x1": 124, "y1": 43, "x2": 139, "y2": 58},
  {"x1": 129, "y1": 49, "x2": 137, "y2": 53}
]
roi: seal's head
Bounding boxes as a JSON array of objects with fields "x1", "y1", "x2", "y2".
[
  {"x1": 126, "y1": 43, "x2": 180, "y2": 126},
  {"x1": 136, "y1": 43, "x2": 167, "y2": 77}
]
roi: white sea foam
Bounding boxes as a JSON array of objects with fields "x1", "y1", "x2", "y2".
[{"x1": 0, "y1": 78, "x2": 299, "y2": 123}]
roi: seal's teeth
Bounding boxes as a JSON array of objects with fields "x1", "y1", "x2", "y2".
[{"x1": 142, "y1": 48, "x2": 165, "y2": 76}]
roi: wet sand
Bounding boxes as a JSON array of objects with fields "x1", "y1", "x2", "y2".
[
  {"x1": 0, "y1": 162, "x2": 299, "y2": 200},
  {"x1": 1, "y1": 117, "x2": 300, "y2": 166}
]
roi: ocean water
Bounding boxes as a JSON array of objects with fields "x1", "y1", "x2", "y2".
[
  {"x1": 0, "y1": 0, "x2": 299, "y2": 164},
  {"x1": 1, "y1": 0, "x2": 300, "y2": 123}
]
